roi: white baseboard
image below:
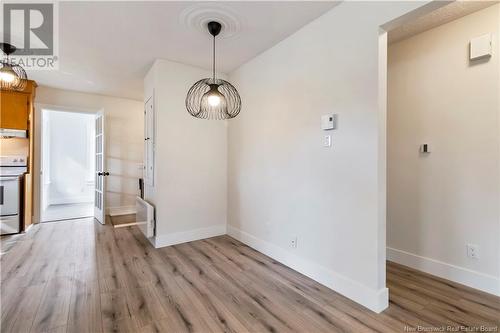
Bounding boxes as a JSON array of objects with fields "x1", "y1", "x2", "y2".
[
  {"x1": 227, "y1": 225, "x2": 389, "y2": 313},
  {"x1": 153, "y1": 224, "x2": 227, "y2": 248},
  {"x1": 107, "y1": 205, "x2": 136, "y2": 216},
  {"x1": 387, "y1": 247, "x2": 500, "y2": 296}
]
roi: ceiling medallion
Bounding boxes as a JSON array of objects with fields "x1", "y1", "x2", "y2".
[{"x1": 179, "y1": 4, "x2": 242, "y2": 39}]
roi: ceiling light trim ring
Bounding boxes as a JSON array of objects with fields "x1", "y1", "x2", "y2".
[{"x1": 179, "y1": 4, "x2": 242, "y2": 39}]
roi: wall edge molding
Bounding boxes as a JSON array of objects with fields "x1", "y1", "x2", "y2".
[
  {"x1": 228, "y1": 225, "x2": 388, "y2": 313},
  {"x1": 387, "y1": 247, "x2": 500, "y2": 296}
]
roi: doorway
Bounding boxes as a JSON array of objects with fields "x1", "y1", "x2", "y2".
[
  {"x1": 384, "y1": 2, "x2": 500, "y2": 296},
  {"x1": 40, "y1": 109, "x2": 96, "y2": 222}
]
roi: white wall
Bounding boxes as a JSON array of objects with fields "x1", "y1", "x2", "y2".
[
  {"x1": 43, "y1": 110, "x2": 95, "y2": 206},
  {"x1": 387, "y1": 4, "x2": 500, "y2": 295},
  {"x1": 34, "y1": 86, "x2": 144, "y2": 220},
  {"x1": 226, "y1": 1, "x2": 431, "y2": 312},
  {"x1": 144, "y1": 59, "x2": 227, "y2": 247}
]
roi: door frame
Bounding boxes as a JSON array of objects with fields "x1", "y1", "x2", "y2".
[{"x1": 33, "y1": 103, "x2": 103, "y2": 225}]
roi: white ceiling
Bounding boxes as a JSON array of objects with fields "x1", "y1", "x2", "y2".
[
  {"x1": 389, "y1": 0, "x2": 498, "y2": 44},
  {"x1": 25, "y1": 1, "x2": 339, "y2": 100}
]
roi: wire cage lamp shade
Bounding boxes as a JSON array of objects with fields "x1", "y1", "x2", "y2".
[
  {"x1": 186, "y1": 78, "x2": 241, "y2": 120},
  {"x1": 186, "y1": 21, "x2": 241, "y2": 120},
  {"x1": 0, "y1": 43, "x2": 28, "y2": 91}
]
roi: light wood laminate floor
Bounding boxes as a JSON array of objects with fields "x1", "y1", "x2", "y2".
[{"x1": 1, "y1": 218, "x2": 499, "y2": 333}]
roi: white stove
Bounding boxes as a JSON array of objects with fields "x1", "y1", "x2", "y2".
[{"x1": 1, "y1": 155, "x2": 28, "y2": 235}]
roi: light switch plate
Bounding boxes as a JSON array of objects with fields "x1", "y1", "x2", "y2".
[
  {"x1": 323, "y1": 135, "x2": 332, "y2": 147},
  {"x1": 470, "y1": 34, "x2": 492, "y2": 60}
]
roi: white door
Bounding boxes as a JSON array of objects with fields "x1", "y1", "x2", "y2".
[{"x1": 94, "y1": 111, "x2": 106, "y2": 224}]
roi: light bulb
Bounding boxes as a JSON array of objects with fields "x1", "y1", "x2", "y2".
[
  {"x1": 203, "y1": 84, "x2": 224, "y2": 108},
  {"x1": 207, "y1": 94, "x2": 221, "y2": 106},
  {"x1": 0, "y1": 69, "x2": 16, "y2": 83}
]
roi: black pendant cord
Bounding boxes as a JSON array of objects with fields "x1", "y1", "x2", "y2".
[{"x1": 212, "y1": 35, "x2": 216, "y2": 82}]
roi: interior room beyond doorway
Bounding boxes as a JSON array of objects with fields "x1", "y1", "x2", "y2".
[{"x1": 40, "y1": 109, "x2": 96, "y2": 222}]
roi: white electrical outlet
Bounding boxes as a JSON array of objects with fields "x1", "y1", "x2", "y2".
[
  {"x1": 466, "y1": 244, "x2": 479, "y2": 259},
  {"x1": 291, "y1": 237, "x2": 298, "y2": 249}
]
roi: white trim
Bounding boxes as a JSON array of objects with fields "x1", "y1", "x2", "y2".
[
  {"x1": 107, "y1": 205, "x2": 136, "y2": 216},
  {"x1": 228, "y1": 226, "x2": 389, "y2": 313},
  {"x1": 36, "y1": 103, "x2": 101, "y2": 115},
  {"x1": 377, "y1": 28, "x2": 388, "y2": 291},
  {"x1": 153, "y1": 224, "x2": 226, "y2": 249},
  {"x1": 387, "y1": 247, "x2": 500, "y2": 296}
]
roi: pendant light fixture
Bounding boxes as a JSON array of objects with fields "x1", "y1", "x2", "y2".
[
  {"x1": 186, "y1": 21, "x2": 241, "y2": 120},
  {"x1": 0, "y1": 43, "x2": 28, "y2": 91}
]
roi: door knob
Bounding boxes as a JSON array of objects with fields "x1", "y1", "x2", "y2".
[{"x1": 98, "y1": 172, "x2": 110, "y2": 176}]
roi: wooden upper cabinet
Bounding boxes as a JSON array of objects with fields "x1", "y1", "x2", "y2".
[{"x1": 0, "y1": 90, "x2": 29, "y2": 130}]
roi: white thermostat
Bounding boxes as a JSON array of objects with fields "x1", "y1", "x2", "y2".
[
  {"x1": 470, "y1": 34, "x2": 492, "y2": 60},
  {"x1": 321, "y1": 114, "x2": 337, "y2": 130}
]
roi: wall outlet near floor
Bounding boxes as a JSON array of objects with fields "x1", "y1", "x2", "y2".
[
  {"x1": 291, "y1": 237, "x2": 298, "y2": 249},
  {"x1": 466, "y1": 244, "x2": 479, "y2": 259}
]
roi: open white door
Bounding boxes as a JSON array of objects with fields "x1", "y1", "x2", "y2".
[{"x1": 94, "y1": 111, "x2": 106, "y2": 224}]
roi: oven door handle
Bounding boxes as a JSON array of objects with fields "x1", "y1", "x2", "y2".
[{"x1": 0, "y1": 176, "x2": 20, "y2": 208}]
